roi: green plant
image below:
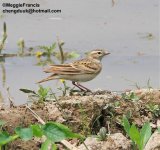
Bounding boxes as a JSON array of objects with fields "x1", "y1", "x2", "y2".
[
  {"x1": 127, "y1": 110, "x2": 133, "y2": 119},
  {"x1": 97, "y1": 127, "x2": 107, "y2": 141},
  {"x1": 122, "y1": 92, "x2": 140, "y2": 102},
  {"x1": 57, "y1": 79, "x2": 71, "y2": 96},
  {"x1": 57, "y1": 38, "x2": 64, "y2": 64},
  {"x1": 114, "y1": 101, "x2": 120, "y2": 108},
  {"x1": 38, "y1": 38, "x2": 79, "y2": 65},
  {"x1": 0, "y1": 22, "x2": 7, "y2": 54},
  {"x1": 17, "y1": 38, "x2": 25, "y2": 55},
  {"x1": 146, "y1": 79, "x2": 152, "y2": 89},
  {"x1": 20, "y1": 85, "x2": 53, "y2": 102},
  {"x1": 122, "y1": 116, "x2": 151, "y2": 150},
  {"x1": 36, "y1": 56, "x2": 54, "y2": 66},
  {"x1": 0, "y1": 121, "x2": 83, "y2": 150},
  {"x1": 123, "y1": 78, "x2": 141, "y2": 89},
  {"x1": 54, "y1": 51, "x2": 80, "y2": 63},
  {"x1": 56, "y1": 38, "x2": 80, "y2": 64},
  {"x1": 20, "y1": 82, "x2": 72, "y2": 102},
  {"x1": 124, "y1": 78, "x2": 153, "y2": 90},
  {"x1": 39, "y1": 42, "x2": 56, "y2": 58},
  {"x1": 0, "y1": 63, "x2": 6, "y2": 87},
  {"x1": 146, "y1": 103, "x2": 160, "y2": 117},
  {"x1": 37, "y1": 85, "x2": 50, "y2": 101}
]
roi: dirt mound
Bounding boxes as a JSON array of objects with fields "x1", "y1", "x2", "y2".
[{"x1": 0, "y1": 89, "x2": 159, "y2": 149}]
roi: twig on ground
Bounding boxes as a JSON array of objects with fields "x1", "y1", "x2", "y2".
[
  {"x1": 107, "y1": 121, "x2": 111, "y2": 135},
  {"x1": 6, "y1": 87, "x2": 14, "y2": 108}
]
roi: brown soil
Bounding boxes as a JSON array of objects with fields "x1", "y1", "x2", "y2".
[{"x1": 0, "y1": 89, "x2": 160, "y2": 150}]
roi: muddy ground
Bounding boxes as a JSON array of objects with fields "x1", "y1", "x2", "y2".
[{"x1": 0, "y1": 89, "x2": 160, "y2": 150}]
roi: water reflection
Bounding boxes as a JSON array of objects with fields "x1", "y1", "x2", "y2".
[
  {"x1": 0, "y1": 58, "x2": 6, "y2": 87},
  {"x1": 0, "y1": 59, "x2": 6, "y2": 103},
  {"x1": 0, "y1": 91, "x2": 4, "y2": 103}
]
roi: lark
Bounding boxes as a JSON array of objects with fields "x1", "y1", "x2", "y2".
[{"x1": 37, "y1": 49, "x2": 110, "y2": 92}]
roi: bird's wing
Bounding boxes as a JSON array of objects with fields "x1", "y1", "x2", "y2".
[
  {"x1": 44, "y1": 59, "x2": 101, "y2": 75},
  {"x1": 44, "y1": 63, "x2": 82, "y2": 75},
  {"x1": 72, "y1": 59, "x2": 101, "y2": 74}
]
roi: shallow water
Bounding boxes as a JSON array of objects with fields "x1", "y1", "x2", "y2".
[{"x1": 0, "y1": 0, "x2": 159, "y2": 104}]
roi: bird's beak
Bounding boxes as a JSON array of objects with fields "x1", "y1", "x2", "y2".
[{"x1": 104, "y1": 51, "x2": 110, "y2": 55}]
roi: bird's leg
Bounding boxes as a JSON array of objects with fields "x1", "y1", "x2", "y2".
[
  {"x1": 72, "y1": 81, "x2": 85, "y2": 91},
  {"x1": 76, "y1": 82, "x2": 92, "y2": 93},
  {"x1": 72, "y1": 81, "x2": 92, "y2": 93}
]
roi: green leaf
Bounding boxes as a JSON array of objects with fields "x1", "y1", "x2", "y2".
[
  {"x1": 38, "y1": 86, "x2": 49, "y2": 98},
  {"x1": 0, "y1": 132, "x2": 19, "y2": 145},
  {"x1": 51, "y1": 43, "x2": 56, "y2": 50},
  {"x1": 129, "y1": 124, "x2": 141, "y2": 149},
  {"x1": 31, "y1": 124, "x2": 43, "y2": 137},
  {"x1": 20, "y1": 88, "x2": 36, "y2": 95},
  {"x1": 40, "y1": 139, "x2": 52, "y2": 150},
  {"x1": 43, "y1": 122, "x2": 83, "y2": 142},
  {"x1": 0, "y1": 132, "x2": 11, "y2": 145},
  {"x1": 122, "y1": 116, "x2": 130, "y2": 136},
  {"x1": 15, "y1": 127, "x2": 33, "y2": 141},
  {"x1": 68, "y1": 52, "x2": 80, "y2": 59},
  {"x1": 121, "y1": 93, "x2": 129, "y2": 100},
  {"x1": 39, "y1": 45, "x2": 48, "y2": 50},
  {"x1": 52, "y1": 143, "x2": 57, "y2": 150},
  {"x1": 130, "y1": 92, "x2": 139, "y2": 101},
  {"x1": 122, "y1": 92, "x2": 139, "y2": 101},
  {"x1": 140, "y1": 122, "x2": 151, "y2": 150}
]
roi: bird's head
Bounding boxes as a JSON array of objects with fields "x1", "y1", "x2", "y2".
[{"x1": 88, "y1": 49, "x2": 110, "y2": 61}]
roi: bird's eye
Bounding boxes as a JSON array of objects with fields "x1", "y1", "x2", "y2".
[{"x1": 98, "y1": 52, "x2": 101, "y2": 55}]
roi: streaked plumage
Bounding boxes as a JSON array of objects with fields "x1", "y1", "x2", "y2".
[{"x1": 37, "y1": 49, "x2": 110, "y2": 91}]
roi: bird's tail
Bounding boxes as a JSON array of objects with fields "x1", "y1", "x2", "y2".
[{"x1": 36, "y1": 74, "x2": 58, "y2": 84}]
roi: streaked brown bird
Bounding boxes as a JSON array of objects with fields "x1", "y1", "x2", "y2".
[{"x1": 37, "y1": 49, "x2": 110, "y2": 92}]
